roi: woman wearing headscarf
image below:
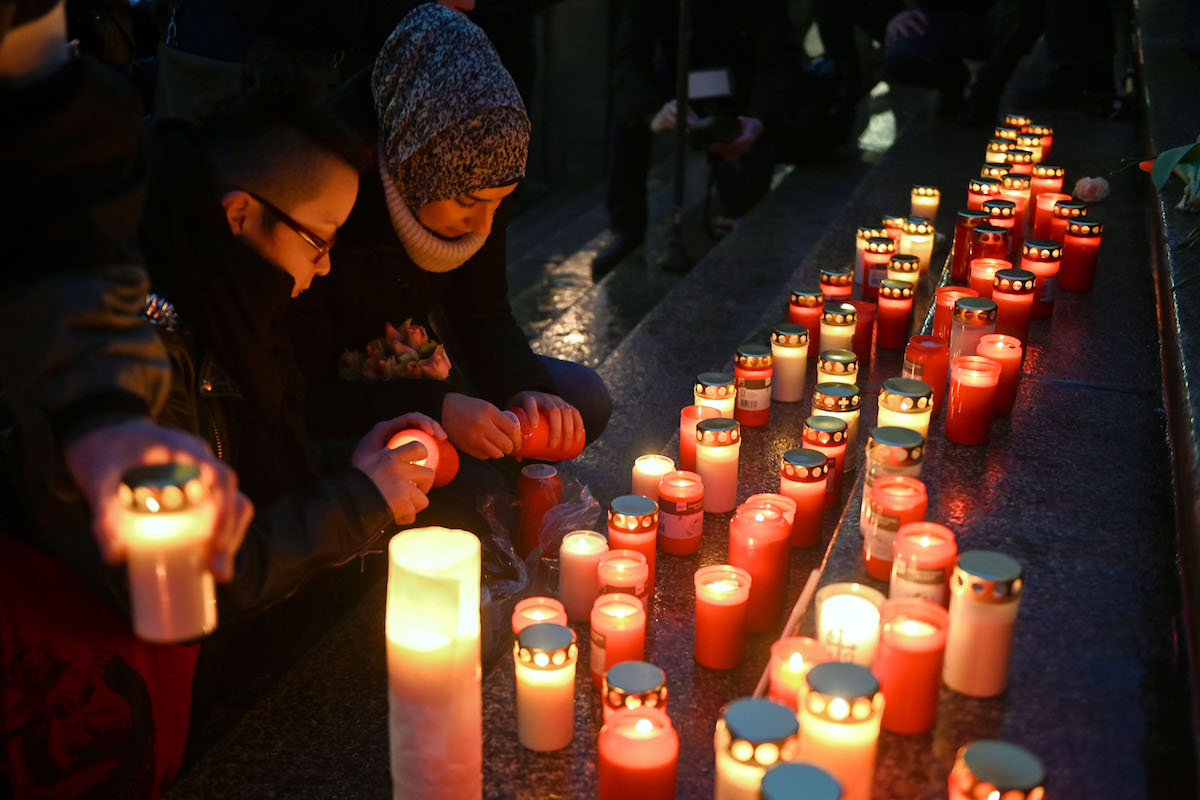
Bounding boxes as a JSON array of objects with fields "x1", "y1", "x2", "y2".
[{"x1": 289, "y1": 3, "x2": 611, "y2": 464}]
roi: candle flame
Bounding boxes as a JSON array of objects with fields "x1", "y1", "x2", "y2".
[
  {"x1": 607, "y1": 606, "x2": 635, "y2": 618},
  {"x1": 897, "y1": 619, "x2": 930, "y2": 636},
  {"x1": 635, "y1": 718, "x2": 653, "y2": 734},
  {"x1": 708, "y1": 580, "x2": 737, "y2": 593},
  {"x1": 146, "y1": 496, "x2": 160, "y2": 513},
  {"x1": 533, "y1": 652, "x2": 549, "y2": 668},
  {"x1": 787, "y1": 652, "x2": 804, "y2": 672},
  {"x1": 988, "y1": 793, "x2": 1000, "y2": 800},
  {"x1": 918, "y1": 535, "x2": 931, "y2": 547},
  {"x1": 829, "y1": 698, "x2": 850, "y2": 720},
  {"x1": 754, "y1": 512, "x2": 766, "y2": 522},
  {"x1": 530, "y1": 610, "x2": 547, "y2": 620}
]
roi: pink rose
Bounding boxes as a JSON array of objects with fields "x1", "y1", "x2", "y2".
[
  {"x1": 418, "y1": 346, "x2": 452, "y2": 380},
  {"x1": 1073, "y1": 176, "x2": 1110, "y2": 203},
  {"x1": 405, "y1": 324, "x2": 428, "y2": 349}
]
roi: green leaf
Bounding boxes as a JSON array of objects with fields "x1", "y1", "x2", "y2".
[{"x1": 1153, "y1": 142, "x2": 1200, "y2": 189}]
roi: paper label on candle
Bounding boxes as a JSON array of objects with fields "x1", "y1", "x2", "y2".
[
  {"x1": 736, "y1": 378, "x2": 771, "y2": 411},
  {"x1": 865, "y1": 506, "x2": 900, "y2": 558},
  {"x1": 868, "y1": 264, "x2": 887, "y2": 287},
  {"x1": 659, "y1": 499, "x2": 703, "y2": 540},
  {"x1": 603, "y1": 583, "x2": 648, "y2": 604},
  {"x1": 892, "y1": 563, "x2": 946, "y2": 604},
  {"x1": 902, "y1": 357, "x2": 923, "y2": 380},
  {"x1": 1040, "y1": 274, "x2": 1057, "y2": 303},
  {"x1": 591, "y1": 629, "x2": 607, "y2": 675}
]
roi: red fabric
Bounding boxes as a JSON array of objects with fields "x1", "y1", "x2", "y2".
[{"x1": 0, "y1": 535, "x2": 198, "y2": 799}]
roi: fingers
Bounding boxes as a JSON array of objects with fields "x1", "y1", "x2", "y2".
[
  {"x1": 92, "y1": 495, "x2": 126, "y2": 564},
  {"x1": 390, "y1": 440, "x2": 429, "y2": 463},
  {"x1": 391, "y1": 413, "x2": 448, "y2": 440},
  {"x1": 211, "y1": 493, "x2": 254, "y2": 581},
  {"x1": 399, "y1": 461, "x2": 436, "y2": 494},
  {"x1": 521, "y1": 395, "x2": 540, "y2": 428},
  {"x1": 542, "y1": 403, "x2": 563, "y2": 450}
]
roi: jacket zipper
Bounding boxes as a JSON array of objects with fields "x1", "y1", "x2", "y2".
[{"x1": 210, "y1": 416, "x2": 224, "y2": 461}]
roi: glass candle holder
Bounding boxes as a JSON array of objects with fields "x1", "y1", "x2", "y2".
[
  {"x1": 1060, "y1": 218, "x2": 1104, "y2": 292},
  {"x1": 679, "y1": 404, "x2": 721, "y2": 471},
  {"x1": 812, "y1": 383, "x2": 861, "y2": 470},
  {"x1": 386, "y1": 428, "x2": 443, "y2": 483},
  {"x1": 632, "y1": 454, "x2": 675, "y2": 501},
  {"x1": 590, "y1": 592, "x2": 647, "y2": 688},
  {"x1": 943, "y1": 550, "x2": 1023, "y2": 697},
  {"x1": 715, "y1": 698, "x2": 801, "y2": 800},
  {"x1": 820, "y1": 302, "x2": 857, "y2": 353},
  {"x1": 1048, "y1": 198, "x2": 1087, "y2": 243},
  {"x1": 980, "y1": 163, "x2": 1008, "y2": 180},
  {"x1": 993, "y1": 124, "x2": 1019, "y2": 141},
  {"x1": 1020, "y1": 239, "x2": 1062, "y2": 319},
  {"x1": 976, "y1": 333, "x2": 1024, "y2": 417},
  {"x1": 1032, "y1": 191, "x2": 1071, "y2": 239},
  {"x1": 863, "y1": 475, "x2": 928, "y2": 581},
  {"x1": 999, "y1": 173, "x2": 1031, "y2": 238},
  {"x1": 910, "y1": 184, "x2": 940, "y2": 221},
  {"x1": 597, "y1": 548, "x2": 650, "y2": 610},
  {"x1": 770, "y1": 323, "x2": 809, "y2": 403},
  {"x1": 598, "y1": 707, "x2": 678, "y2": 800},
  {"x1": 729, "y1": 504, "x2": 791, "y2": 633},
  {"x1": 803, "y1": 417, "x2": 848, "y2": 513},
  {"x1": 119, "y1": 463, "x2": 217, "y2": 643},
  {"x1": 761, "y1": 763, "x2": 843, "y2": 800},
  {"x1": 899, "y1": 217, "x2": 935, "y2": 273},
  {"x1": 886, "y1": 253, "x2": 920, "y2": 288},
  {"x1": 876, "y1": 281, "x2": 915, "y2": 351},
  {"x1": 981, "y1": 198, "x2": 1018, "y2": 253},
  {"x1": 855, "y1": 226, "x2": 888, "y2": 287},
  {"x1": 797, "y1": 662, "x2": 884, "y2": 800},
  {"x1": 967, "y1": 177, "x2": 1001, "y2": 210},
  {"x1": 743, "y1": 492, "x2": 798, "y2": 530},
  {"x1": 817, "y1": 348, "x2": 859, "y2": 386},
  {"x1": 816, "y1": 582, "x2": 886, "y2": 666},
  {"x1": 789, "y1": 285, "x2": 825, "y2": 354},
  {"x1": 1004, "y1": 148, "x2": 1034, "y2": 176},
  {"x1": 946, "y1": 356, "x2": 1001, "y2": 445},
  {"x1": 932, "y1": 287, "x2": 979, "y2": 343},
  {"x1": 693, "y1": 565, "x2": 752, "y2": 670},
  {"x1": 949, "y1": 740, "x2": 1045, "y2": 800},
  {"x1": 860, "y1": 426, "x2": 924, "y2": 538},
  {"x1": 734, "y1": 343, "x2": 773, "y2": 427},
  {"x1": 1015, "y1": 132, "x2": 1043, "y2": 163},
  {"x1": 603, "y1": 661, "x2": 668, "y2": 722},
  {"x1": 1027, "y1": 121, "x2": 1053, "y2": 158},
  {"x1": 847, "y1": 300, "x2": 876, "y2": 365},
  {"x1": 949, "y1": 297, "x2": 998, "y2": 361},
  {"x1": 951, "y1": 210, "x2": 992, "y2": 283},
  {"x1": 1003, "y1": 112, "x2": 1031, "y2": 130},
  {"x1": 1030, "y1": 162, "x2": 1064, "y2": 202},
  {"x1": 513, "y1": 622, "x2": 578, "y2": 751},
  {"x1": 512, "y1": 596, "x2": 568, "y2": 634},
  {"x1": 695, "y1": 371, "x2": 736, "y2": 418},
  {"x1": 558, "y1": 530, "x2": 608, "y2": 621},
  {"x1": 992, "y1": 268, "x2": 1037, "y2": 342},
  {"x1": 968, "y1": 257, "x2": 1010, "y2": 299},
  {"x1": 696, "y1": 418, "x2": 741, "y2": 513},
  {"x1": 891, "y1": 521, "x2": 958, "y2": 606},
  {"x1": 657, "y1": 470, "x2": 704, "y2": 555},
  {"x1": 820, "y1": 265, "x2": 854, "y2": 302},
  {"x1": 877, "y1": 377, "x2": 933, "y2": 438},
  {"x1": 767, "y1": 637, "x2": 832, "y2": 710},
  {"x1": 968, "y1": 223, "x2": 1010, "y2": 268},
  {"x1": 881, "y1": 214, "x2": 907, "y2": 245},
  {"x1": 608, "y1": 495, "x2": 659, "y2": 602},
  {"x1": 779, "y1": 448, "x2": 829, "y2": 548},
  {"x1": 903, "y1": 335, "x2": 951, "y2": 412},
  {"x1": 984, "y1": 137, "x2": 1012, "y2": 165},
  {"x1": 862, "y1": 237, "x2": 897, "y2": 301},
  {"x1": 872, "y1": 598, "x2": 949, "y2": 735}
]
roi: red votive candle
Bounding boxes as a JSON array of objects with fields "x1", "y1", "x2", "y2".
[
  {"x1": 598, "y1": 707, "x2": 678, "y2": 800},
  {"x1": 789, "y1": 285, "x2": 824, "y2": 354},
  {"x1": 517, "y1": 464, "x2": 563, "y2": 556},
  {"x1": 729, "y1": 504, "x2": 792, "y2": 633},
  {"x1": 1030, "y1": 162, "x2": 1064, "y2": 203},
  {"x1": 946, "y1": 356, "x2": 1000, "y2": 445},
  {"x1": 969, "y1": 257, "x2": 1010, "y2": 299},
  {"x1": 693, "y1": 564, "x2": 751, "y2": 670},
  {"x1": 744, "y1": 493, "x2": 797, "y2": 531},
  {"x1": 976, "y1": 334, "x2": 1023, "y2": 417},
  {"x1": 812, "y1": 382, "x2": 862, "y2": 470},
  {"x1": 981, "y1": 198, "x2": 1018, "y2": 254},
  {"x1": 890, "y1": 521, "x2": 958, "y2": 606},
  {"x1": 608, "y1": 495, "x2": 658, "y2": 603},
  {"x1": 1028, "y1": 122, "x2": 1054, "y2": 159},
  {"x1": 1003, "y1": 112, "x2": 1031, "y2": 130},
  {"x1": 886, "y1": 253, "x2": 920, "y2": 289},
  {"x1": 768, "y1": 636, "x2": 832, "y2": 710},
  {"x1": 657, "y1": 470, "x2": 704, "y2": 555},
  {"x1": 999, "y1": 173, "x2": 1031, "y2": 240},
  {"x1": 980, "y1": 163, "x2": 1008, "y2": 180},
  {"x1": 863, "y1": 475, "x2": 928, "y2": 581},
  {"x1": 952, "y1": 210, "x2": 992, "y2": 284},
  {"x1": 512, "y1": 596, "x2": 568, "y2": 634},
  {"x1": 862, "y1": 237, "x2": 896, "y2": 302},
  {"x1": 876, "y1": 281, "x2": 915, "y2": 350},
  {"x1": 903, "y1": 335, "x2": 951, "y2": 413},
  {"x1": 991, "y1": 269, "x2": 1037, "y2": 343},
  {"x1": 679, "y1": 404, "x2": 720, "y2": 471},
  {"x1": 949, "y1": 297, "x2": 998, "y2": 361},
  {"x1": 967, "y1": 177, "x2": 1002, "y2": 211},
  {"x1": 597, "y1": 549, "x2": 650, "y2": 611},
  {"x1": 848, "y1": 300, "x2": 876, "y2": 364},
  {"x1": 1020, "y1": 239, "x2": 1062, "y2": 319},
  {"x1": 855, "y1": 226, "x2": 887, "y2": 288},
  {"x1": 932, "y1": 287, "x2": 979, "y2": 344},
  {"x1": 1032, "y1": 191, "x2": 1071, "y2": 239},
  {"x1": 590, "y1": 592, "x2": 647, "y2": 688},
  {"x1": 1048, "y1": 198, "x2": 1087, "y2": 244},
  {"x1": 1004, "y1": 148, "x2": 1034, "y2": 176},
  {"x1": 882, "y1": 214, "x2": 907, "y2": 252},
  {"x1": 1060, "y1": 218, "x2": 1104, "y2": 292},
  {"x1": 872, "y1": 598, "x2": 949, "y2": 734},
  {"x1": 803, "y1": 415, "x2": 848, "y2": 510},
  {"x1": 821, "y1": 265, "x2": 854, "y2": 303},
  {"x1": 733, "y1": 343, "x2": 773, "y2": 427},
  {"x1": 968, "y1": 224, "x2": 1010, "y2": 269},
  {"x1": 994, "y1": 125, "x2": 1019, "y2": 143},
  {"x1": 1015, "y1": 133, "x2": 1043, "y2": 164},
  {"x1": 779, "y1": 448, "x2": 828, "y2": 548},
  {"x1": 984, "y1": 138, "x2": 1012, "y2": 165}
]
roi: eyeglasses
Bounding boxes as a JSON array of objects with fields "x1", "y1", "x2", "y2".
[{"x1": 244, "y1": 191, "x2": 336, "y2": 263}]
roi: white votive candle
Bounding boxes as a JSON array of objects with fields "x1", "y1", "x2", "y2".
[
  {"x1": 816, "y1": 583, "x2": 885, "y2": 667},
  {"x1": 632, "y1": 454, "x2": 675, "y2": 502},
  {"x1": 514, "y1": 622, "x2": 578, "y2": 752}
]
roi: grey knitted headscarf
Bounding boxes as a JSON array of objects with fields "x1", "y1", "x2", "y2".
[{"x1": 371, "y1": 4, "x2": 530, "y2": 213}]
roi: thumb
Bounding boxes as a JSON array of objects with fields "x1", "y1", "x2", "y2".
[{"x1": 389, "y1": 440, "x2": 429, "y2": 463}]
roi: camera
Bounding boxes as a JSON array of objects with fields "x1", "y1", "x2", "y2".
[{"x1": 687, "y1": 115, "x2": 741, "y2": 149}]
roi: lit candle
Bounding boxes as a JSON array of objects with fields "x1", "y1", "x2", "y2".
[
  {"x1": 820, "y1": 302, "x2": 857, "y2": 353},
  {"x1": 597, "y1": 548, "x2": 650, "y2": 611},
  {"x1": 871, "y1": 598, "x2": 948, "y2": 734},
  {"x1": 854, "y1": 226, "x2": 888, "y2": 288},
  {"x1": 820, "y1": 265, "x2": 854, "y2": 303},
  {"x1": 511, "y1": 596, "x2": 567, "y2": 634},
  {"x1": 517, "y1": 463, "x2": 563, "y2": 557},
  {"x1": 742, "y1": 492, "x2": 797, "y2": 530},
  {"x1": 657, "y1": 470, "x2": 704, "y2": 555},
  {"x1": 890, "y1": 521, "x2": 957, "y2": 606},
  {"x1": 875, "y1": 281, "x2": 914, "y2": 351},
  {"x1": 981, "y1": 198, "x2": 1018, "y2": 254},
  {"x1": 863, "y1": 475, "x2": 928, "y2": 581},
  {"x1": 886, "y1": 253, "x2": 920, "y2": 289},
  {"x1": 943, "y1": 550, "x2": 1023, "y2": 697},
  {"x1": 695, "y1": 418, "x2": 741, "y2": 513},
  {"x1": 1048, "y1": 197, "x2": 1087, "y2": 244},
  {"x1": 993, "y1": 124, "x2": 1019, "y2": 141},
  {"x1": 1004, "y1": 147, "x2": 1034, "y2": 176},
  {"x1": 119, "y1": 463, "x2": 217, "y2": 643},
  {"x1": 695, "y1": 371, "x2": 737, "y2": 418},
  {"x1": 811, "y1": 383, "x2": 861, "y2": 470},
  {"x1": 859, "y1": 426, "x2": 924, "y2": 541},
  {"x1": 969, "y1": 257, "x2": 1010, "y2": 299},
  {"x1": 881, "y1": 214, "x2": 906, "y2": 246},
  {"x1": 861, "y1": 237, "x2": 896, "y2": 302},
  {"x1": 734, "y1": 343, "x2": 773, "y2": 427},
  {"x1": 902, "y1": 335, "x2": 950, "y2": 412},
  {"x1": 1020, "y1": 239, "x2": 1062, "y2": 320},
  {"x1": 761, "y1": 763, "x2": 843, "y2": 800},
  {"x1": 1032, "y1": 191, "x2": 1071, "y2": 239},
  {"x1": 779, "y1": 448, "x2": 828, "y2": 548},
  {"x1": 975, "y1": 334, "x2": 1023, "y2": 417},
  {"x1": 630, "y1": 454, "x2": 675, "y2": 502},
  {"x1": 770, "y1": 323, "x2": 809, "y2": 403},
  {"x1": 951, "y1": 209, "x2": 992, "y2": 283},
  {"x1": 817, "y1": 348, "x2": 859, "y2": 386},
  {"x1": 980, "y1": 163, "x2": 1008, "y2": 180},
  {"x1": 679, "y1": 404, "x2": 721, "y2": 471},
  {"x1": 386, "y1": 428, "x2": 441, "y2": 481},
  {"x1": 597, "y1": 707, "x2": 678, "y2": 800},
  {"x1": 948, "y1": 297, "x2": 998, "y2": 361},
  {"x1": 991, "y1": 269, "x2": 1037, "y2": 343},
  {"x1": 899, "y1": 217, "x2": 935, "y2": 273},
  {"x1": 932, "y1": 287, "x2": 978, "y2": 344},
  {"x1": 607, "y1": 496, "x2": 659, "y2": 603},
  {"x1": 816, "y1": 582, "x2": 885, "y2": 666},
  {"x1": 693, "y1": 564, "x2": 752, "y2": 669},
  {"x1": 968, "y1": 223, "x2": 1010, "y2": 268},
  {"x1": 729, "y1": 504, "x2": 791, "y2": 632},
  {"x1": 946, "y1": 356, "x2": 1001, "y2": 445},
  {"x1": 789, "y1": 285, "x2": 824, "y2": 354},
  {"x1": 910, "y1": 184, "x2": 940, "y2": 222},
  {"x1": 999, "y1": 173, "x2": 1031, "y2": 240},
  {"x1": 1015, "y1": 132, "x2": 1043, "y2": 163},
  {"x1": 1027, "y1": 121, "x2": 1053, "y2": 158},
  {"x1": 847, "y1": 300, "x2": 876, "y2": 365},
  {"x1": 802, "y1": 415, "x2": 848, "y2": 510},
  {"x1": 767, "y1": 636, "x2": 831, "y2": 709},
  {"x1": 984, "y1": 137, "x2": 1012, "y2": 165},
  {"x1": 590, "y1": 592, "x2": 647, "y2": 688},
  {"x1": 797, "y1": 662, "x2": 883, "y2": 800},
  {"x1": 1003, "y1": 112, "x2": 1031, "y2": 130},
  {"x1": 1030, "y1": 162, "x2": 1064, "y2": 202},
  {"x1": 949, "y1": 740, "x2": 1045, "y2": 800},
  {"x1": 1060, "y1": 218, "x2": 1104, "y2": 292},
  {"x1": 715, "y1": 698, "x2": 801, "y2": 800},
  {"x1": 603, "y1": 661, "x2": 668, "y2": 722},
  {"x1": 558, "y1": 530, "x2": 608, "y2": 621},
  {"x1": 966, "y1": 176, "x2": 1001, "y2": 210},
  {"x1": 876, "y1": 377, "x2": 933, "y2": 439},
  {"x1": 386, "y1": 527, "x2": 481, "y2": 799},
  {"x1": 513, "y1": 622, "x2": 577, "y2": 751}
]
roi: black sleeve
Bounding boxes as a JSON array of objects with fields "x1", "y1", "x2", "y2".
[
  {"x1": 745, "y1": 0, "x2": 805, "y2": 128},
  {"x1": 612, "y1": 0, "x2": 667, "y2": 128}
]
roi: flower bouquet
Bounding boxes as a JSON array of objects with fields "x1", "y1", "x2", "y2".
[{"x1": 339, "y1": 320, "x2": 452, "y2": 382}]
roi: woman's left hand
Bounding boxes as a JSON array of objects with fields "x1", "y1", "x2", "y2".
[{"x1": 507, "y1": 391, "x2": 584, "y2": 452}]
